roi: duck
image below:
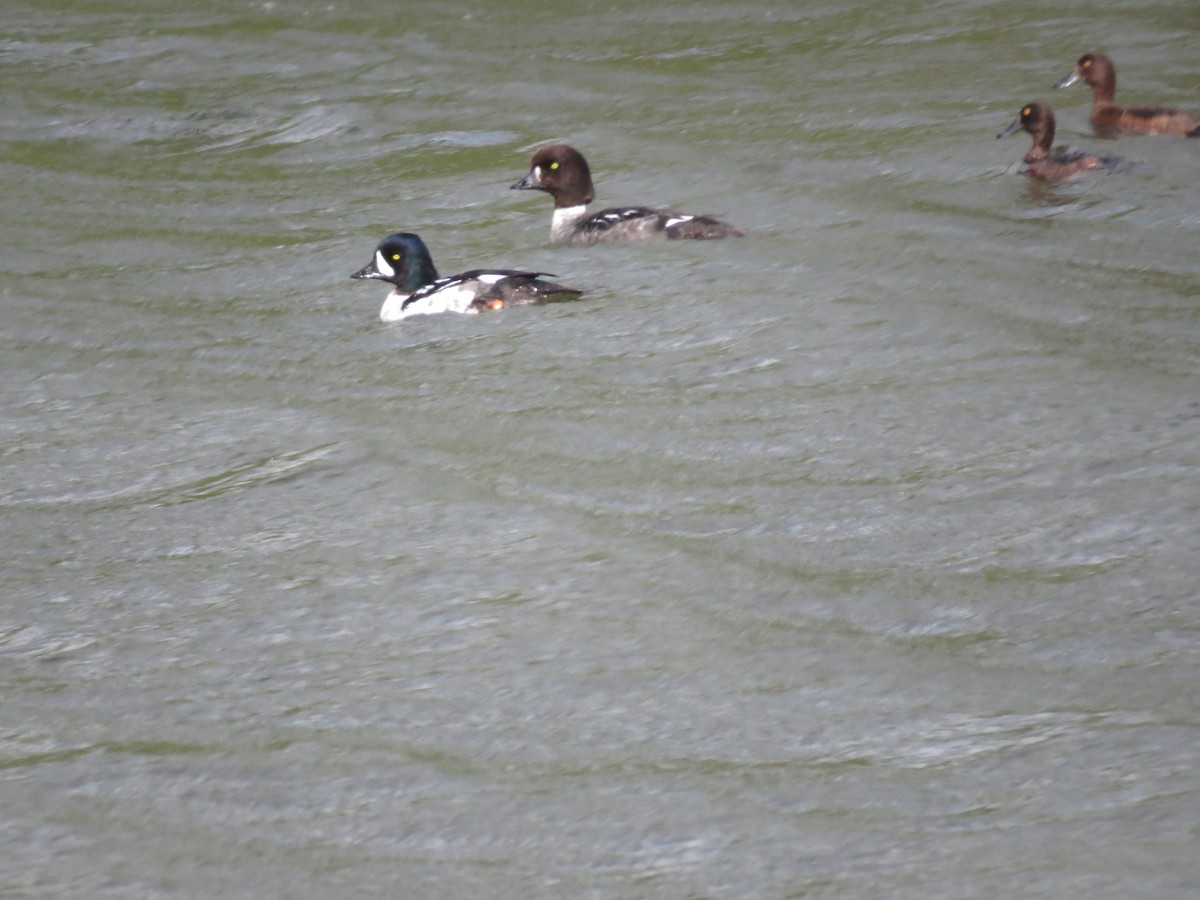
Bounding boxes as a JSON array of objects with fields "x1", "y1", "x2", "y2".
[
  {"x1": 510, "y1": 143, "x2": 744, "y2": 245},
  {"x1": 351, "y1": 232, "x2": 582, "y2": 321},
  {"x1": 1054, "y1": 52, "x2": 1200, "y2": 137},
  {"x1": 997, "y1": 102, "x2": 1126, "y2": 180}
]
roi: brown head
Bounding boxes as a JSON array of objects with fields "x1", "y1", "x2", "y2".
[
  {"x1": 997, "y1": 102, "x2": 1056, "y2": 159},
  {"x1": 1055, "y1": 53, "x2": 1116, "y2": 101},
  {"x1": 510, "y1": 144, "x2": 596, "y2": 208}
]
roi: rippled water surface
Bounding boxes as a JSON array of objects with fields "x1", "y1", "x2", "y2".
[{"x1": 3, "y1": 0, "x2": 1199, "y2": 896}]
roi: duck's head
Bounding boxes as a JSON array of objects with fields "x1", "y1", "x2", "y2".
[{"x1": 351, "y1": 232, "x2": 439, "y2": 294}]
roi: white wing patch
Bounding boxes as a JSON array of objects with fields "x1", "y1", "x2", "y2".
[
  {"x1": 412, "y1": 284, "x2": 479, "y2": 316},
  {"x1": 407, "y1": 281, "x2": 479, "y2": 316},
  {"x1": 664, "y1": 215, "x2": 695, "y2": 228},
  {"x1": 374, "y1": 250, "x2": 395, "y2": 278},
  {"x1": 381, "y1": 276, "x2": 483, "y2": 321}
]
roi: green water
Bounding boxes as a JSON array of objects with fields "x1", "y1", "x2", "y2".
[{"x1": 3, "y1": 1, "x2": 1199, "y2": 896}]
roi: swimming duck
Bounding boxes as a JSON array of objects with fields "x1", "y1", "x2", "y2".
[
  {"x1": 1054, "y1": 53, "x2": 1200, "y2": 137},
  {"x1": 511, "y1": 144, "x2": 745, "y2": 245},
  {"x1": 997, "y1": 102, "x2": 1126, "y2": 180},
  {"x1": 351, "y1": 232, "x2": 582, "y2": 321}
]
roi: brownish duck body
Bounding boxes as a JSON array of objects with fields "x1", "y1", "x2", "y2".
[
  {"x1": 997, "y1": 103, "x2": 1126, "y2": 180},
  {"x1": 511, "y1": 144, "x2": 744, "y2": 245},
  {"x1": 1054, "y1": 53, "x2": 1200, "y2": 137}
]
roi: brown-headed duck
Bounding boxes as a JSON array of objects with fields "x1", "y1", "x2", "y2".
[
  {"x1": 1054, "y1": 52, "x2": 1200, "y2": 137},
  {"x1": 997, "y1": 102, "x2": 1126, "y2": 180},
  {"x1": 511, "y1": 144, "x2": 744, "y2": 245}
]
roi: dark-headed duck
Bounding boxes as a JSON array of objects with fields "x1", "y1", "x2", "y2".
[
  {"x1": 351, "y1": 232, "x2": 581, "y2": 321},
  {"x1": 1054, "y1": 52, "x2": 1200, "y2": 137},
  {"x1": 511, "y1": 144, "x2": 744, "y2": 245},
  {"x1": 997, "y1": 102, "x2": 1126, "y2": 180}
]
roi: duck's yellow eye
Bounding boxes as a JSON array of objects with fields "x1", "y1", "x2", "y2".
[
  {"x1": 1082, "y1": 58, "x2": 1091, "y2": 69},
  {"x1": 1023, "y1": 107, "x2": 1031, "y2": 117},
  {"x1": 549, "y1": 161, "x2": 559, "y2": 170},
  {"x1": 391, "y1": 254, "x2": 401, "y2": 261}
]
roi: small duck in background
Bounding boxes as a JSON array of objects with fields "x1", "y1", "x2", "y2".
[
  {"x1": 511, "y1": 143, "x2": 744, "y2": 245},
  {"x1": 1054, "y1": 52, "x2": 1200, "y2": 137},
  {"x1": 351, "y1": 232, "x2": 582, "y2": 322},
  {"x1": 997, "y1": 102, "x2": 1127, "y2": 180}
]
